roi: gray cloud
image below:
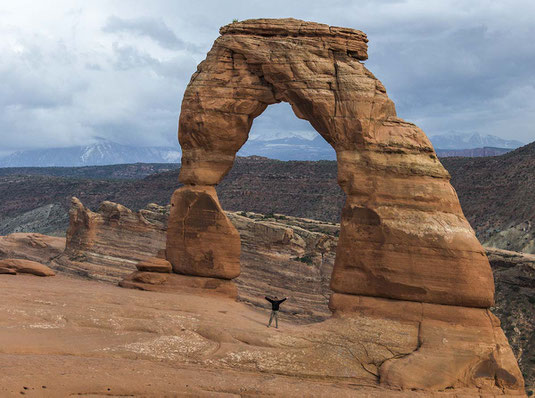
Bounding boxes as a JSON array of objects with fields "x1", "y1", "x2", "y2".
[
  {"x1": 0, "y1": 0, "x2": 533, "y2": 157},
  {"x1": 103, "y1": 15, "x2": 186, "y2": 50}
]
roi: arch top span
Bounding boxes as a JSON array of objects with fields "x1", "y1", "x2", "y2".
[{"x1": 170, "y1": 18, "x2": 495, "y2": 309}]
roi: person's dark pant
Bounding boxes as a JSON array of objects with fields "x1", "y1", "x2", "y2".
[{"x1": 268, "y1": 310, "x2": 279, "y2": 328}]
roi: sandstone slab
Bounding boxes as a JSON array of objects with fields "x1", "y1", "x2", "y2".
[
  {"x1": 0, "y1": 275, "x2": 527, "y2": 396},
  {"x1": 329, "y1": 293, "x2": 524, "y2": 393},
  {"x1": 120, "y1": 271, "x2": 237, "y2": 298},
  {"x1": 0, "y1": 258, "x2": 55, "y2": 277},
  {"x1": 0, "y1": 233, "x2": 64, "y2": 263},
  {"x1": 136, "y1": 258, "x2": 172, "y2": 273}
]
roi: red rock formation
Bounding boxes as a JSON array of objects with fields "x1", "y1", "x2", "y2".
[
  {"x1": 0, "y1": 233, "x2": 64, "y2": 263},
  {"x1": 166, "y1": 186, "x2": 240, "y2": 279},
  {"x1": 13, "y1": 195, "x2": 524, "y2": 393},
  {"x1": 163, "y1": 18, "x2": 523, "y2": 392},
  {"x1": 136, "y1": 258, "x2": 172, "y2": 273},
  {"x1": 119, "y1": 272, "x2": 237, "y2": 298},
  {"x1": 0, "y1": 258, "x2": 55, "y2": 276},
  {"x1": 53, "y1": 197, "x2": 166, "y2": 282}
]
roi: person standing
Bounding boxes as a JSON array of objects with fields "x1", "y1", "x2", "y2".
[{"x1": 265, "y1": 296, "x2": 288, "y2": 328}]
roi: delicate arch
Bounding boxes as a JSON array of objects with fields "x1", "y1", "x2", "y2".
[{"x1": 167, "y1": 18, "x2": 494, "y2": 308}]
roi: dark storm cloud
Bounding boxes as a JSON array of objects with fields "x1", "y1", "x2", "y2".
[{"x1": 103, "y1": 16, "x2": 186, "y2": 50}]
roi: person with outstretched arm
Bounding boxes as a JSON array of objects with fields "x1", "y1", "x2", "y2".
[{"x1": 265, "y1": 296, "x2": 288, "y2": 328}]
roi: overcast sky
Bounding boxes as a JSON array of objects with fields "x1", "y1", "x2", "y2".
[{"x1": 1, "y1": 0, "x2": 534, "y2": 156}]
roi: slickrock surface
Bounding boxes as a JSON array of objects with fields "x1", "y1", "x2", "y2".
[
  {"x1": 175, "y1": 18, "x2": 494, "y2": 308},
  {"x1": 0, "y1": 275, "x2": 526, "y2": 396},
  {"x1": 0, "y1": 258, "x2": 55, "y2": 276},
  {"x1": 120, "y1": 271, "x2": 238, "y2": 298},
  {"x1": 0, "y1": 232, "x2": 64, "y2": 263}
]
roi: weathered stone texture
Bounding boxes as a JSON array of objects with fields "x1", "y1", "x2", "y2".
[
  {"x1": 119, "y1": 272, "x2": 238, "y2": 298},
  {"x1": 174, "y1": 18, "x2": 493, "y2": 308},
  {"x1": 0, "y1": 233, "x2": 64, "y2": 263},
  {"x1": 329, "y1": 294, "x2": 524, "y2": 391},
  {"x1": 166, "y1": 186, "x2": 240, "y2": 279},
  {"x1": 0, "y1": 258, "x2": 55, "y2": 276},
  {"x1": 54, "y1": 197, "x2": 167, "y2": 282},
  {"x1": 136, "y1": 258, "x2": 172, "y2": 273}
]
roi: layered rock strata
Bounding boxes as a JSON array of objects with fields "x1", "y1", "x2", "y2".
[
  {"x1": 0, "y1": 258, "x2": 55, "y2": 276},
  {"x1": 120, "y1": 254, "x2": 238, "y2": 298},
  {"x1": 52, "y1": 197, "x2": 167, "y2": 282},
  {"x1": 57, "y1": 199, "x2": 338, "y2": 320},
  {"x1": 0, "y1": 233, "x2": 64, "y2": 263},
  {"x1": 173, "y1": 18, "x2": 494, "y2": 308}
]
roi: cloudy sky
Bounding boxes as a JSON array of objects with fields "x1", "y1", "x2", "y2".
[{"x1": 1, "y1": 0, "x2": 534, "y2": 156}]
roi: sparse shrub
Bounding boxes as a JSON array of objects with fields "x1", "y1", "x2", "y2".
[
  {"x1": 232, "y1": 18, "x2": 239, "y2": 23},
  {"x1": 239, "y1": 211, "x2": 247, "y2": 217},
  {"x1": 292, "y1": 254, "x2": 314, "y2": 265},
  {"x1": 528, "y1": 296, "x2": 535, "y2": 304},
  {"x1": 262, "y1": 211, "x2": 275, "y2": 220}
]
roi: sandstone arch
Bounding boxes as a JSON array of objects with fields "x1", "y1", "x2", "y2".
[{"x1": 168, "y1": 18, "x2": 494, "y2": 309}]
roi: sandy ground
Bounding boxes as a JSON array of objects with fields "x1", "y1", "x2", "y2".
[{"x1": 0, "y1": 274, "x2": 399, "y2": 397}]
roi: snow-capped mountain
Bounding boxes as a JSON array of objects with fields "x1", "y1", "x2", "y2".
[
  {"x1": 0, "y1": 142, "x2": 181, "y2": 167},
  {"x1": 2, "y1": 132, "x2": 519, "y2": 167},
  {"x1": 429, "y1": 133, "x2": 524, "y2": 150},
  {"x1": 238, "y1": 134, "x2": 336, "y2": 161},
  {"x1": 0, "y1": 136, "x2": 335, "y2": 167}
]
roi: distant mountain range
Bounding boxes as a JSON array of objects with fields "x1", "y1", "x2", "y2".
[
  {"x1": 0, "y1": 136, "x2": 337, "y2": 167},
  {"x1": 0, "y1": 133, "x2": 526, "y2": 167},
  {"x1": 238, "y1": 135, "x2": 336, "y2": 160},
  {"x1": 429, "y1": 133, "x2": 523, "y2": 150},
  {"x1": 434, "y1": 147, "x2": 513, "y2": 158},
  {"x1": 0, "y1": 142, "x2": 181, "y2": 167}
]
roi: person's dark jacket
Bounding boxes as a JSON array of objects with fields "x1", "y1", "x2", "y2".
[{"x1": 265, "y1": 297, "x2": 287, "y2": 311}]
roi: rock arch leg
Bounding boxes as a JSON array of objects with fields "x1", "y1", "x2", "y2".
[{"x1": 166, "y1": 185, "x2": 240, "y2": 279}]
